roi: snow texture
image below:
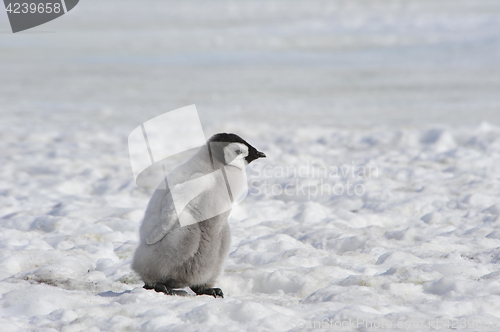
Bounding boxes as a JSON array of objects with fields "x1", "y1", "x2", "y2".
[{"x1": 1, "y1": 121, "x2": 500, "y2": 331}]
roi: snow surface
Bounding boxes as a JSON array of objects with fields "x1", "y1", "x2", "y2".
[{"x1": 1, "y1": 120, "x2": 500, "y2": 331}]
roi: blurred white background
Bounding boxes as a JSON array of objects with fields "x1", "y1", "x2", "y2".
[{"x1": 1, "y1": 0, "x2": 499, "y2": 130}]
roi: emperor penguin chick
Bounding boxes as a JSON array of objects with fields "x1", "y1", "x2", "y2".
[{"x1": 132, "y1": 133, "x2": 266, "y2": 298}]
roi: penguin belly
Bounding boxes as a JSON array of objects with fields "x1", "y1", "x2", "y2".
[{"x1": 132, "y1": 212, "x2": 231, "y2": 289}]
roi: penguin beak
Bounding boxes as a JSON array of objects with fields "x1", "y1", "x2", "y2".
[{"x1": 246, "y1": 150, "x2": 266, "y2": 164}]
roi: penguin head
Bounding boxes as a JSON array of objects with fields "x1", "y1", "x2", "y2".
[{"x1": 208, "y1": 133, "x2": 266, "y2": 169}]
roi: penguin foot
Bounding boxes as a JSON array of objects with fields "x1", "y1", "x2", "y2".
[
  {"x1": 154, "y1": 283, "x2": 172, "y2": 294},
  {"x1": 190, "y1": 286, "x2": 224, "y2": 298},
  {"x1": 170, "y1": 289, "x2": 190, "y2": 296},
  {"x1": 145, "y1": 283, "x2": 189, "y2": 296}
]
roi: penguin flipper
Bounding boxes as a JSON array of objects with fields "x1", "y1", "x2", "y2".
[
  {"x1": 145, "y1": 216, "x2": 176, "y2": 245},
  {"x1": 145, "y1": 172, "x2": 211, "y2": 245},
  {"x1": 145, "y1": 190, "x2": 179, "y2": 245}
]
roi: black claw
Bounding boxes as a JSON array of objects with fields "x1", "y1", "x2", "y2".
[
  {"x1": 154, "y1": 284, "x2": 172, "y2": 294},
  {"x1": 143, "y1": 284, "x2": 154, "y2": 290},
  {"x1": 213, "y1": 288, "x2": 224, "y2": 298},
  {"x1": 192, "y1": 287, "x2": 223, "y2": 298}
]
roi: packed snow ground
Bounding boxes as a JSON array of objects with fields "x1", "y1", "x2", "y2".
[{"x1": 1, "y1": 121, "x2": 500, "y2": 331}]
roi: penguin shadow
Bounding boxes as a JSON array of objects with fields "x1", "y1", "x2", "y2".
[
  {"x1": 143, "y1": 284, "x2": 204, "y2": 297},
  {"x1": 97, "y1": 288, "x2": 195, "y2": 298},
  {"x1": 97, "y1": 290, "x2": 133, "y2": 297}
]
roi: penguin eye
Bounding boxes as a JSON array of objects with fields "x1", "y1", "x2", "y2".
[{"x1": 235, "y1": 149, "x2": 242, "y2": 155}]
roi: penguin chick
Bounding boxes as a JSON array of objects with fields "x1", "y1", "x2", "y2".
[{"x1": 132, "y1": 133, "x2": 266, "y2": 298}]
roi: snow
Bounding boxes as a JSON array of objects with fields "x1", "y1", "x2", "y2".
[
  {"x1": 2, "y1": 0, "x2": 500, "y2": 331},
  {"x1": 1, "y1": 121, "x2": 500, "y2": 331}
]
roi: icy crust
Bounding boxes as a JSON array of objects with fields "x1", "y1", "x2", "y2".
[{"x1": 1, "y1": 122, "x2": 500, "y2": 331}]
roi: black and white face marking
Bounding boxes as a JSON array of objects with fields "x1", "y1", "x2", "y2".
[
  {"x1": 208, "y1": 133, "x2": 266, "y2": 168},
  {"x1": 223, "y1": 143, "x2": 249, "y2": 169}
]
